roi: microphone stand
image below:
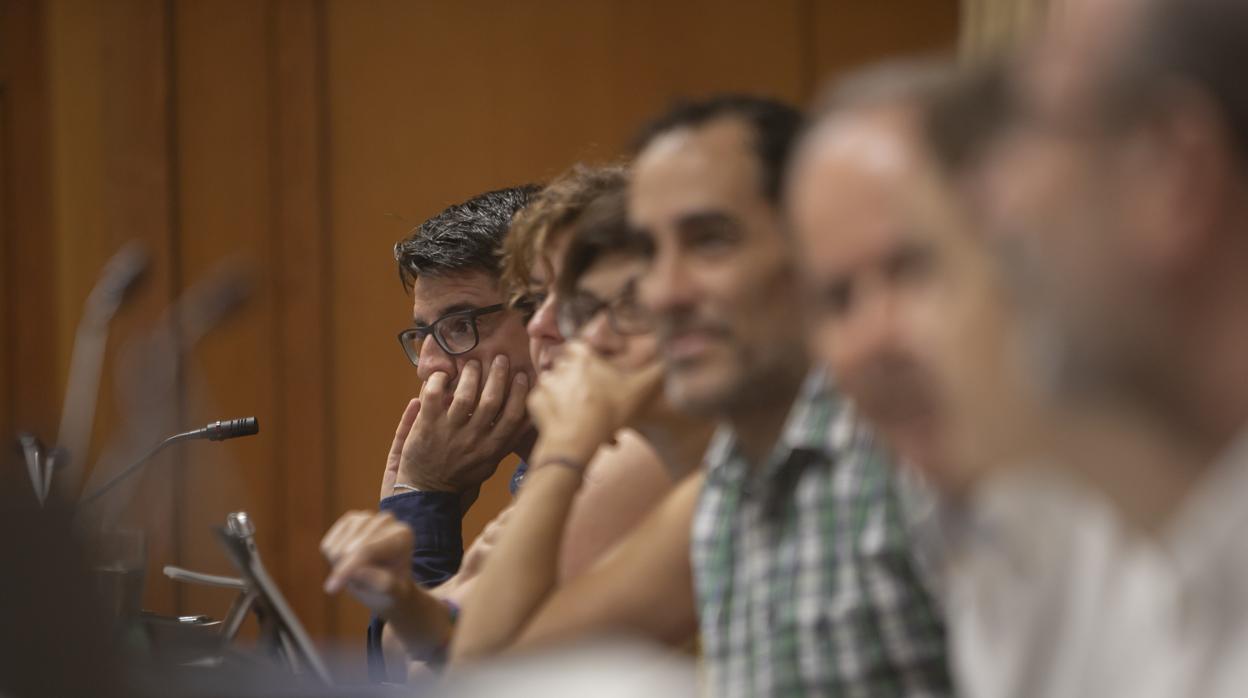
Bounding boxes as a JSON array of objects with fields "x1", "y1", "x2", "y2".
[{"x1": 78, "y1": 418, "x2": 259, "y2": 509}]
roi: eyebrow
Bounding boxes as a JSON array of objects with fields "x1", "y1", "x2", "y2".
[
  {"x1": 412, "y1": 302, "x2": 477, "y2": 326},
  {"x1": 630, "y1": 210, "x2": 739, "y2": 241},
  {"x1": 675, "y1": 210, "x2": 739, "y2": 230}
]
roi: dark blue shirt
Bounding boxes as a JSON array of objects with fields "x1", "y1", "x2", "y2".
[{"x1": 365, "y1": 462, "x2": 528, "y2": 681}]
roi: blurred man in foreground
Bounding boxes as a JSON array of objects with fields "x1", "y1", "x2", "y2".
[
  {"x1": 980, "y1": 0, "x2": 1248, "y2": 693},
  {"x1": 787, "y1": 60, "x2": 1138, "y2": 698}
]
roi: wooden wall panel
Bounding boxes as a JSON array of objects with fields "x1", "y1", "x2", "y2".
[
  {"x1": 809, "y1": 0, "x2": 961, "y2": 88},
  {"x1": 268, "y1": 0, "x2": 335, "y2": 643},
  {"x1": 173, "y1": 0, "x2": 277, "y2": 627},
  {"x1": 961, "y1": 0, "x2": 1047, "y2": 61},
  {"x1": 1, "y1": 0, "x2": 57, "y2": 445},
  {"x1": 0, "y1": 89, "x2": 7, "y2": 448},
  {"x1": 45, "y1": 0, "x2": 182, "y2": 614}
]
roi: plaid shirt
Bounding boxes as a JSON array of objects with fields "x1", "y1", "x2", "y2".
[{"x1": 691, "y1": 371, "x2": 952, "y2": 697}]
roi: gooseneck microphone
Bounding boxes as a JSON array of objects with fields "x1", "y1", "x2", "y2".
[{"x1": 78, "y1": 417, "x2": 259, "y2": 508}]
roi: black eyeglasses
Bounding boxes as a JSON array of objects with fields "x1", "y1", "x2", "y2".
[
  {"x1": 511, "y1": 290, "x2": 547, "y2": 320},
  {"x1": 556, "y1": 285, "x2": 652, "y2": 339},
  {"x1": 514, "y1": 290, "x2": 549, "y2": 315},
  {"x1": 398, "y1": 304, "x2": 507, "y2": 366}
]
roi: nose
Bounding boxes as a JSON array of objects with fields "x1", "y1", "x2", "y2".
[
  {"x1": 416, "y1": 336, "x2": 457, "y2": 383},
  {"x1": 581, "y1": 313, "x2": 624, "y2": 357},
  {"x1": 640, "y1": 249, "x2": 696, "y2": 318},
  {"x1": 527, "y1": 292, "x2": 564, "y2": 345},
  {"x1": 836, "y1": 281, "x2": 903, "y2": 376}
]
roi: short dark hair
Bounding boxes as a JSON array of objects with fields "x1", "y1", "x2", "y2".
[
  {"x1": 632, "y1": 94, "x2": 804, "y2": 204},
  {"x1": 1109, "y1": 0, "x2": 1248, "y2": 163},
  {"x1": 557, "y1": 189, "x2": 646, "y2": 299},
  {"x1": 394, "y1": 184, "x2": 541, "y2": 291}
]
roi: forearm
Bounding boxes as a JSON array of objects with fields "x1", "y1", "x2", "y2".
[
  {"x1": 557, "y1": 432, "x2": 674, "y2": 581},
  {"x1": 379, "y1": 623, "x2": 413, "y2": 683},
  {"x1": 386, "y1": 580, "x2": 456, "y2": 660},
  {"x1": 450, "y1": 452, "x2": 586, "y2": 663},
  {"x1": 508, "y1": 472, "x2": 704, "y2": 653},
  {"x1": 510, "y1": 549, "x2": 697, "y2": 653},
  {"x1": 368, "y1": 559, "x2": 464, "y2": 682}
]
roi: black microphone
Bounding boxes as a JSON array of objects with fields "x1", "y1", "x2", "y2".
[
  {"x1": 186, "y1": 417, "x2": 259, "y2": 442},
  {"x1": 78, "y1": 417, "x2": 260, "y2": 508}
]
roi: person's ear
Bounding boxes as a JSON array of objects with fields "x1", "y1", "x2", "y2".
[{"x1": 1124, "y1": 83, "x2": 1236, "y2": 281}]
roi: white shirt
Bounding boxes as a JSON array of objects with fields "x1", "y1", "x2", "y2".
[
  {"x1": 937, "y1": 466, "x2": 1133, "y2": 698},
  {"x1": 1113, "y1": 428, "x2": 1248, "y2": 698},
  {"x1": 940, "y1": 429, "x2": 1248, "y2": 698}
]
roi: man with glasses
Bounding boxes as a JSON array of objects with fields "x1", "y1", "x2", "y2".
[
  {"x1": 384, "y1": 184, "x2": 539, "y2": 568},
  {"x1": 356, "y1": 185, "x2": 538, "y2": 680},
  {"x1": 450, "y1": 188, "x2": 712, "y2": 662},
  {"x1": 976, "y1": 0, "x2": 1248, "y2": 693}
]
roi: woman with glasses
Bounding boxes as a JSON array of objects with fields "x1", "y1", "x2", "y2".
[
  {"x1": 451, "y1": 188, "x2": 714, "y2": 662},
  {"x1": 500, "y1": 165, "x2": 694, "y2": 581}
]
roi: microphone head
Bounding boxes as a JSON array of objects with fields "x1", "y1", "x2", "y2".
[{"x1": 205, "y1": 417, "x2": 260, "y2": 442}]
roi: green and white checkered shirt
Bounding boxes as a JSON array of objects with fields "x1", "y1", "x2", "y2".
[{"x1": 691, "y1": 371, "x2": 952, "y2": 697}]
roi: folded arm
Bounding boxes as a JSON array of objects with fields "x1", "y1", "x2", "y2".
[{"x1": 450, "y1": 470, "x2": 702, "y2": 663}]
